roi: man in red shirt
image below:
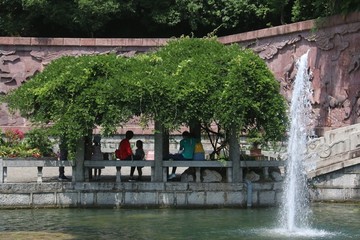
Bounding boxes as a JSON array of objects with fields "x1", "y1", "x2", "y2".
[
  {"x1": 117, "y1": 130, "x2": 134, "y2": 160},
  {"x1": 116, "y1": 130, "x2": 136, "y2": 181}
]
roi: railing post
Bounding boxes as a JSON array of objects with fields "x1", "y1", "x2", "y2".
[
  {"x1": 116, "y1": 167, "x2": 121, "y2": 183},
  {"x1": 37, "y1": 166, "x2": 43, "y2": 183},
  {"x1": 263, "y1": 167, "x2": 269, "y2": 180},
  {"x1": 0, "y1": 158, "x2": 3, "y2": 183},
  {"x1": 3, "y1": 167, "x2": 7, "y2": 183},
  {"x1": 84, "y1": 165, "x2": 89, "y2": 182},
  {"x1": 226, "y1": 167, "x2": 232, "y2": 183},
  {"x1": 195, "y1": 167, "x2": 201, "y2": 183}
]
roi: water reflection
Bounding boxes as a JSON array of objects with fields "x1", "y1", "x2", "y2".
[{"x1": 0, "y1": 203, "x2": 359, "y2": 239}]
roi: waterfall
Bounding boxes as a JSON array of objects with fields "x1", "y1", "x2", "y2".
[{"x1": 279, "y1": 50, "x2": 313, "y2": 231}]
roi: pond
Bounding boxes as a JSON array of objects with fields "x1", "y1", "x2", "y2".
[{"x1": 0, "y1": 203, "x2": 359, "y2": 240}]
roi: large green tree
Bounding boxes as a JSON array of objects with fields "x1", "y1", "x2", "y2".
[
  {"x1": 146, "y1": 37, "x2": 288, "y2": 143},
  {"x1": 4, "y1": 54, "x2": 134, "y2": 149},
  {"x1": 4, "y1": 37, "x2": 288, "y2": 156}
]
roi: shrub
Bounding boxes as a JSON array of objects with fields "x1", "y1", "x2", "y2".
[
  {"x1": 25, "y1": 128, "x2": 55, "y2": 157},
  {"x1": 0, "y1": 128, "x2": 55, "y2": 158}
]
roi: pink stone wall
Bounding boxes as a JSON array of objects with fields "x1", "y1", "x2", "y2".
[
  {"x1": 1, "y1": 13, "x2": 359, "y2": 136},
  {"x1": 218, "y1": 12, "x2": 360, "y2": 135}
]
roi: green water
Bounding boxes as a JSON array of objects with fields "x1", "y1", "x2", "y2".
[{"x1": 0, "y1": 203, "x2": 359, "y2": 240}]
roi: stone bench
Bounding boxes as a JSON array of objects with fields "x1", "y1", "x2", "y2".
[
  {"x1": 84, "y1": 160, "x2": 155, "y2": 182},
  {"x1": 0, "y1": 158, "x2": 73, "y2": 183}
]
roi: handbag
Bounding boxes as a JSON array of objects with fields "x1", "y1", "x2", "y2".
[{"x1": 115, "y1": 149, "x2": 121, "y2": 159}]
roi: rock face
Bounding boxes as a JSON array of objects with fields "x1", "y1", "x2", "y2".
[
  {"x1": 180, "y1": 168, "x2": 223, "y2": 183},
  {"x1": 245, "y1": 171, "x2": 260, "y2": 182},
  {"x1": 202, "y1": 169, "x2": 222, "y2": 183},
  {"x1": 1, "y1": 13, "x2": 360, "y2": 134},
  {"x1": 271, "y1": 172, "x2": 283, "y2": 182},
  {"x1": 180, "y1": 168, "x2": 195, "y2": 182}
]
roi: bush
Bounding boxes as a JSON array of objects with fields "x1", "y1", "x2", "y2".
[
  {"x1": 0, "y1": 128, "x2": 55, "y2": 158},
  {"x1": 25, "y1": 128, "x2": 55, "y2": 157}
]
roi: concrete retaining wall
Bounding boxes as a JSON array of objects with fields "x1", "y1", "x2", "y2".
[{"x1": 0, "y1": 182, "x2": 282, "y2": 208}]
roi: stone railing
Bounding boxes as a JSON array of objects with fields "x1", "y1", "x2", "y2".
[
  {"x1": 305, "y1": 123, "x2": 360, "y2": 178},
  {"x1": 85, "y1": 159, "x2": 285, "y2": 183},
  {"x1": 83, "y1": 160, "x2": 155, "y2": 182},
  {"x1": 0, "y1": 158, "x2": 73, "y2": 183},
  {"x1": 0, "y1": 157, "x2": 285, "y2": 183}
]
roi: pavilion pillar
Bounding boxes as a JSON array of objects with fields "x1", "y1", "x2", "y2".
[
  {"x1": 154, "y1": 121, "x2": 165, "y2": 182},
  {"x1": 189, "y1": 120, "x2": 201, "y2": 139},
  {"x1": 229, "y1": 126, "x2": 242, "y2": 182},
  {"x1": 73, "y1": 137, "x2": 85, "y2": 182}
]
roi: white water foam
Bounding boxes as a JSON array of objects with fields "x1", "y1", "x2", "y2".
[{"x1": 265, "y1": 227, "x2": 337, "y2": 239}]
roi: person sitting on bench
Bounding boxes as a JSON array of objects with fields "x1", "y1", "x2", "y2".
[{"x1": 167, "y1": 131, "x2": 196, "y2": 180}]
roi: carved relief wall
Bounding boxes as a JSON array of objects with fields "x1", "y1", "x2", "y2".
[{"x1": 0, "y1": 13, "x2": 359, "y2": 136}]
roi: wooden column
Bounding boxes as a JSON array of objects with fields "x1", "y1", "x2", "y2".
[
  {"x1": 229, "y1": 126, "x2": 241, "y2": 182},
  {"x1": 189, "y1": 120, "x2": 201, "y2": 139}
]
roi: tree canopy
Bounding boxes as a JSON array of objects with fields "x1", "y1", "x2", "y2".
[
  {"x1": 0, "y1": 0, "x2": 358, "y2": 38},
  {"x1": 4, "y1": 37, "x2": 288, "y2": 151}
]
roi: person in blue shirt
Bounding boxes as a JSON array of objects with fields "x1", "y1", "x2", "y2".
[{"x1": 167, "y1": 131, "x2": 196, "y2": 180}]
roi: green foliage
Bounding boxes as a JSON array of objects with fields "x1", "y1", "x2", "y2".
[
  {"x1": 0, "y1": 0, "x2": 131, "y2": 37},
  {"x1": 1, "y1": 0, "x2": 357, "y2": 37},
  {"x1": 5, "y1": 54, "x2": 134, "y2": 149},
  {"x1": 4, "y1": 38, "x2": 288, "y2": 151},
  {"x1": 25, "y1": 128, "x2": 55, "y2": 157},
  {"x1": 213, "y1": 46, "x2": 288, "y2": 142},
  {"x1": 149, "y1": 37, "x2": 227, "y2": 129},
  {"x1": 134, "y1": 37, "x2": 287, "y2": 140},
  {"x1": 0, "y1": 128, "x2": 54, "y2": 158},
  {"x1": 291, "y1": 0, "x2": 360, "y2": 22}
]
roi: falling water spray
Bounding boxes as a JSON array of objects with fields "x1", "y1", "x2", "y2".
[{"x1": 279, "y1": 50, "x2": 313, "y2": 231}]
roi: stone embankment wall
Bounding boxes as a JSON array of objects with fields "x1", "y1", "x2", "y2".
[
  {"x1": 304, "y1": 123, "x2": 360, "y2": 202},
  {"x1": 310, "y1": 163, "x2": 360, "y2": 202},
  {"x1": 1, "y1": 12, "x2": 360, "y2": 136},
  {"x1": 0, "y1": 182, "x2": 282, "y2": 208}
]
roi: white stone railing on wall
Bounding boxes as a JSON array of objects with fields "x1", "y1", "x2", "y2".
[
  {"x1": 305, "y1": 123, "x2": 360, "y2": 178},
  {"x1": 0, "y1": 158, "x2": 73, "y2": 183}
]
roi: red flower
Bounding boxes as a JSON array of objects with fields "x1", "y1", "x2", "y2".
[{"x1": 4, "y1": 128, "x2": 24, "y2": 144}]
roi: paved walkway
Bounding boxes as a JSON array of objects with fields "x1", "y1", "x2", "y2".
[{"x1": 5, "y1": 166, "x2": 186, "y2": 183}]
